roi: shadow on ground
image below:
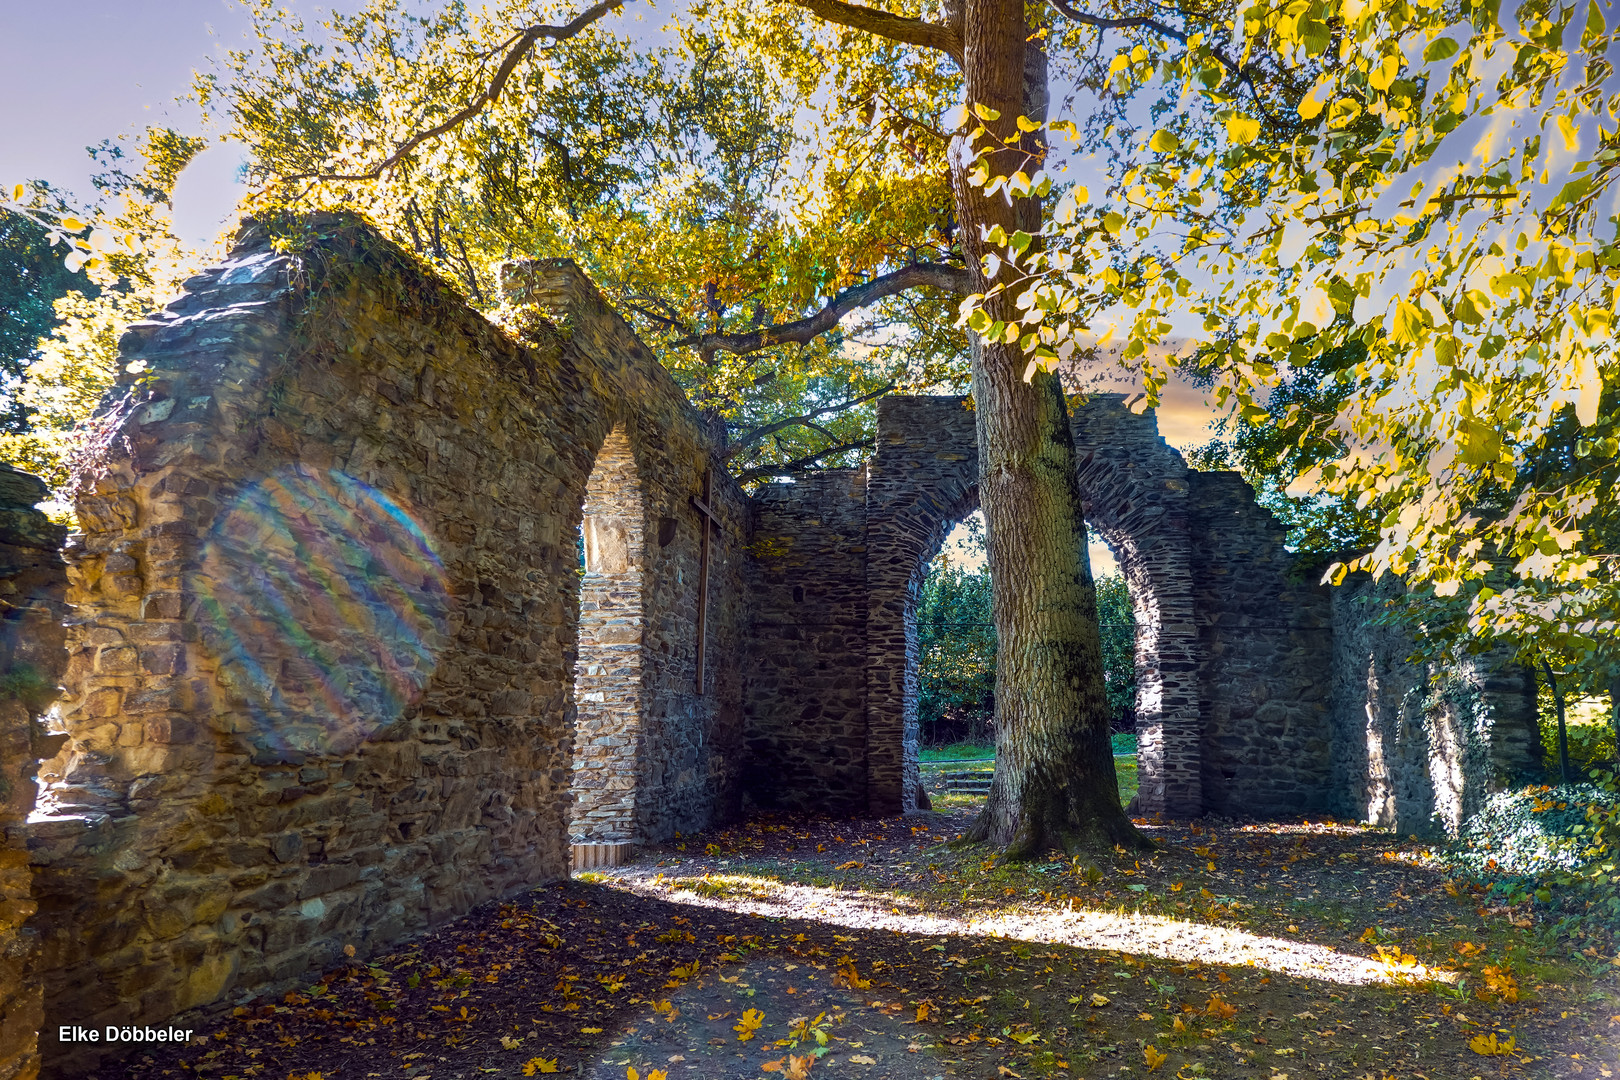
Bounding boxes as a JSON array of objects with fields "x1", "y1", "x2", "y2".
[{"x1": 112, "y1": 805, "x2": 1620, "y2": 1080}]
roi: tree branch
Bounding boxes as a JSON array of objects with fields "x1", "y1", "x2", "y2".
[
  {"x1": 286, "y1": 0, "x2": 626, "y2": 183},
  {"x1": 790, "y1": 0, "x2": 962, "y2": 66},
  {"x1": 727, "y1": 383, "x2": 895, "y2": 458},
  {"x1": 671, "y1": 263, "x2": 970, "y2": 357},
  {"x1": 1046, "y1": 0, "x2": 1283, "y2": 127},
  {"x1": 735, "y1": 438, "x2": 878, "y2": 483}
]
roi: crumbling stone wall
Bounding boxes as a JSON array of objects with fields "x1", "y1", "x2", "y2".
[
  {"x1": 1328, "y1": 574, "x2": 1541, "y2": 837},
  {"x1": 1188, "y1": 472, "x2": 1334, "y2": 815},
  {"x1": 27, "y1": 219, "x2": 747, "y2": 1073},
  {"x1": 758, "y1": 394, "x2": 1211, "y2": 817},
  {"x1": 1066, "y1": 398, "x2": 1203, "y2": 817},
  {"x1": 0, "y1": 465, "x2": 67, "y2": 1080},
  {"x1": 744, "y1": 470, "x2": 872, "y2": 813},
  {"x1": 862, "y1": 396, "x2": 981, "y2": 815}
]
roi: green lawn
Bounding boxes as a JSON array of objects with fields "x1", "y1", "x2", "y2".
[{"x1": 921, "y1": 733, "x2": 1137, "y2": 763}]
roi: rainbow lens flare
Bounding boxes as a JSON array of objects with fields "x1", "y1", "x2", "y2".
[{"x1": 195, "y1": 467, "x2": 451, "y2": 760}]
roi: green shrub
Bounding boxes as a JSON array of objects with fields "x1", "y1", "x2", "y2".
[
  {"x1": 1445, "y1": 772, "x2": 1620, "y2": 946},
  {"x1": 1540, "y1": 720, "x2": 1617, "y2": 775}
]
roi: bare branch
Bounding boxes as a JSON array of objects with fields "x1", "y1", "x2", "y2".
[
  {"x1": 790, "y1": 0, "x2": 962, "y2": 65},
  {"x1": 727, "y1": 383, "x2": 896, "y2": 459},
  {"x1": 735, "y1": 438, "x2": 878, "y2": 483},
  {"x1": 671, "y1": 263, "x2": 970, "y2": 357},
  {"x1": 286, "y1": 0, "x2": 626, "y2": 183}
]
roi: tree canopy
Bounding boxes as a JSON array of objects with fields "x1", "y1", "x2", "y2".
[
  {"x1": 968, "y1": 0, "x2": 1620, "y2": 691},
  {"x1": 200, "y1": 0, "x2": 975, "y2": 483}
]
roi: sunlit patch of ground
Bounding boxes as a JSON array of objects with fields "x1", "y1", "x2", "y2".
[
  {"x1": 616, "y1": 870, "x2": 1456, "y2": 985},
  {"x1": 121, "y1": 805, "x2": 1620, "y2": 1080}
]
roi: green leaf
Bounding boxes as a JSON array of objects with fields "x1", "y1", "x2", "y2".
[{"x1": 1422, "y1": 36, "x2": 1459, "y2": 61}]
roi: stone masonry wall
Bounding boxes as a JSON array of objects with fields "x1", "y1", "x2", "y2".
[
  {"x1": 863, "y1": 396, "x2": 980, "y2": 815},
  {"x1": 26, "y1": 219, "x2": 747, "y2": 1074},
  {"x1": 1328, "y1": 574, "x2": 1542, "y2": 837},
  {"x1": 0, "y1": 466, "x2": 67, "y2": 1080},
  {"x1": 743, "y1": 470, "x2": 872, "y2": 814},
  {"x1": 768, "y1": 394, "x2": 1210, "y2": 817},
  {"x1": 1186, "y1": 472, "x2": 1335, "y2": 816},
  {"x1": 1067, "y1": 398, "x2": 1202, "y2": 817}
]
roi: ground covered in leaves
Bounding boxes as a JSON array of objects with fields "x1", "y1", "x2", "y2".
[{"x1": 115, "y1": 804, "x2": 1620, "y2": 1080}]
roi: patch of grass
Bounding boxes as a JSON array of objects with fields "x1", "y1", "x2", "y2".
[
  {"x1": 921, "y1": 742, "x2": 995, "y2": 762},
  {"x1": 1116, "y1": 757, "x2": 1138, "y2": 806}
]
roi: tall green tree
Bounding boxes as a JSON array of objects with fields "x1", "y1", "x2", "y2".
[
  {"x1": 0, "y1": 130, "x2": 205, "y2": 496},
  {"x1": 0, "y1": 193, "x2": 98, "y2": 435}
]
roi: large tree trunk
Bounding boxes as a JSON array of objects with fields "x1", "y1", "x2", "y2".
[{"x1": 953, "y1": 0, "x2": 1149, "y2": 858}]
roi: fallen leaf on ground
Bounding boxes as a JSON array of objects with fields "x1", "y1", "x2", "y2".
[
  {"x1": 735, "y1": 1008, "x2": 765, "y2": 1041},
  {"x1": 1468, "y1": 1032, "x2": 1516, "y2": 1056}
]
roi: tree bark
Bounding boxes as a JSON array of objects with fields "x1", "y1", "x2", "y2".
[{"x1": 952, "y1": 0, "x2": 1148, "y2": 857}]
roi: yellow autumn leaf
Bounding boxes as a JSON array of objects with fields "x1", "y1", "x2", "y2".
[
  {"x1": 1468, "y1": 1031, "x2": 1516, "y2": 1056},
  {"x1": 522, "y1": 1058, "x2": 560, "y2": 1076},
  {"x1": 1144, "y1": 1044, "x2": 1168, "y2": 1070},
  {"x1": 1149, "y1": 130, "x2": 1180, "y2": 153},
  {"x1": 58, "y1": 215, "x2": 87, "y2": 233},
  {"x1": 1557, "y1": 113, "x2": 1580, "y2": 152},
  {"x1": 735, "y1": 1007, "x2": 765, "y2": 1041},
  {"x1": 1327, "y1": 98, "x2": 1363, "y2": 128},
  {"x1": 1090, "y1": 993, "x2": 1110, "y2": 1007},
  {"x1": 1298, "y1": 76, "x2": 1331, "y2": 119},
  {"x1": 1226, "y1": 115, "x2": 1260, "y2": 144}
]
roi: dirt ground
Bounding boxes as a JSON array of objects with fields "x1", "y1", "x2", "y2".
[{"x1": 113, "y1": 801, "x2": 1620, "y2": 1080}]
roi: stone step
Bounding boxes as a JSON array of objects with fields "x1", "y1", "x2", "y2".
[
  {"x1": 947, "y1": 780, "x2": 992, "y2": 793},
  {"x1": 943, "y1": 770, "x2": 994, "y2": 780},
  {"x1": 571, "y1": 842, "x2": 634, "y2": 870}
]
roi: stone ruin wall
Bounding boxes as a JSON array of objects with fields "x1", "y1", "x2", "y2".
[
  {"x1": 1328, "y1": 574, "x2": 1543, "y2": 837},
  {"x1": 1, "y1": 466, "x2": 67, "y2": 1080},
  {"x1": 747, "y1": 394, "x2": 1325, "y2": 820},
  {"x1": 1187, "y1": 472, "x2": 1335, "y2": 816},
  {"x1": 23, "y1": 221, "x2": 748, "y2": 1075},
  {"x1": 1064, "y1": 397, "x2": 1204, "y2": 817},
  {"x1": 861, "y1": 396, "x2": 981, "y2": 816},
  {"x1": 743, "y1": 470, "x2": 872, "y2": 814}
]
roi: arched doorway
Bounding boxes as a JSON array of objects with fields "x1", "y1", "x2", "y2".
[
  {"x1": 570, "y1": 425, "x2": 646, "y2": 865},
  {"x1": 865, "y1": 393, "x2": 1202, "y2": 816}
]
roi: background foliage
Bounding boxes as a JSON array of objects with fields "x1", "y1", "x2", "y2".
[{"x1": 917, "y1": 526, "x2": 1136, "y2": 747}]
